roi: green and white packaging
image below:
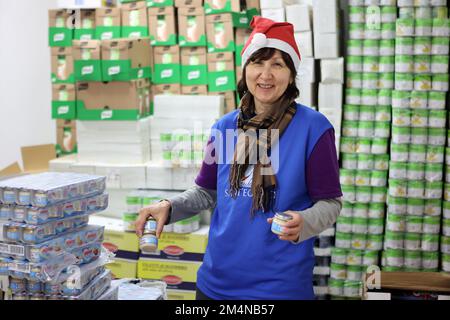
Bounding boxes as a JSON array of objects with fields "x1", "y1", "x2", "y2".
[
  {"x1": 340, "y1": 169, "x2": 356, "y2": 186},
  {"x1": 366, "y1": 234, "x2": 384, "y2": 251},
  {"x1": 415, "y1": 7, "x2": 432, "y2": 19},
  {"x1": 340, "y1": 138, "x2": 356, "y2": 154},
  {"x1": 392, "y1": 90, "x2": 410, "y2": 108},
  {"x1": 421, "y1": 233, "x2": 439, "y2": 252},
  {"x1": 347, "y1": 249, "x2": 364, "y2": 266},
  {"x1": 379, "y1": 56, "x2": 395, "y2": 73},
  {"x1": 358, "y1": 121, "x2": 374, "y2": 138},
  {"x1": 406, "y1": 216, "x2": 423, "y2": 233},
  {"x1": 335, "y1": 232, "x2": 352, "y2": 249},
  {"x1": 407, "y1": 163, "x2": 425, "y2": 181},
  {"x1": 342, "y1": 185, "x2": 356, "y2": 203},
  {"x1": 351, "y1": 233, "x2": 367, "y2": 250},
  {"x1": 446, "y1": 183, "x2": 450, "y2": 202},
  {"x1": 399, "y1": 6, "x2": 414, "y2": 19},
  {"x1": 414, "y1": 55, "x2": 431, "y2": 74},
  {"x1": 404, "y1": 251, "x2": 422, "y2": 269},
  {"x1": 442, "y1": 235, "x2": 450, "y2": 254},
  {"x1": 342, "y1": 120, "x2": 359, "y2": 137},
  {"x1": 432, "y1": 18, "x2": 450, "y2": 37},
  {"x1": 445, "y1": 201, "x2": 450, "y2": 219},
  {"x1": 374, "y1": 122, "x2": 391, "y2": 138},
  {"x1": 357, "y1": 154, "x2": 374, "y2": 170},
  {"x1": 355, "y1": 186, "x2": 372, "y2": 203},
  {"x1": 371, "y1": 138, "x2": 389, "y2": 154},
  {"x1": 346, "y1": 88, "x2": 361, "y2": 105},
  {"x1": 431, "y1": 37, "x2": 449, "y2": 55},
  {"x1": 428, "y1": 128, "x2": 446, "y2": 146},
  {"x1": 346, "y1": 265, "x2": 364, "y2": 282},
  {"x1": 384, "y1": 249, "x2": 404, "y2": 268},
  {"x1": 381, "y1": 6, "x2": 397, "y2": 23},
  {"x1": 352, "y1": 217, "x2": 368, "y2": 234},
  {"x1": 432, "y1": 74, "x2": 449, "y2": 92},
  {"x1": 392, "y1": 109, "x2": 411, "y2": 127},
  {"x1": 384, "y1": 231, "x2": 404, "y2": 249},
  {"x1": 331, "y1": 248, "x2": 348, "y2": 265},
  {"x1": 390, "y1": 144, "x2": 409, "y2": 162},
  {"x1": 410, "y1": 91, "x2": 427, "y2": 109},
  {"x1": 359, "y1": 105, "x2": 375, "y2": 121},
  {"x1": 363, "y1": 39, "x2": 380, "y2": 56},
  {"x1": 349, "y1": 23, "x2": 365, "y2": 40},
  {"x1": 404, "y1": 233, "x2": 421, "y2": 251},
  {"x1": 328, "y1": 278, "x2": 345, "y2": 297},
  {"x1": 432, "y1": 6, "x2": 448, "y2": 19},
  {"x1": 380, "y1": 39, "x2": 395, "y2": 56},
  {"x1": 414, "y1": 36, "x2": 432, "y2": 55},
  {"x1": 378, "y1": 73, "x2": 394, "y2": 89},
  {"x1": 422, "y1": 251, "x2": 439, "y2": 271},
  {"x1": 375, "y1": 105, "x2": 391, "y2": 122},
  {"x1": 368, "y1": 218, "x2": 385, "y2": 235},
  {"x1": 372, "y1": 187, "x2": 388, "y2": 203},
  {"x1": 442, "y1": 219, "x2": 450, "y2": 237},
  {"x1": 422, "y1": 216, "x2": 441, "y2": 234},
  {"x1": 409, "y1": 144, "x2": 426, "y2": 163},
  {"x1": 349, "y1": 6, "x2": 365, "y2": 23},
  {"x1": 395, "y1": 55, "x2": 414, "y2": 73},
  {"x1": 347, "y1": 39, "x2": 363, "y2": 56},
  {"x1": 347, "y1": 56, "x2": 363, "y2": 73},
  {"x1": 342, "y1": 152, "x2": 358, "y2": 169},
  {"x1": 395, "y1": 73, "x2": 413, "y2": 91},
  {"x1": 358, "y1": 138, "x2": 373, "y2": 154},
  {"x1": 391, "y1": 126, "x2": 411, "y2": 144},
  {"x1": 369, "y1": 203, "x2": 385, "y2": 219},
  {"x1": 341, "y1": 202, "x2": 353, "y2": 218},
  {"x1": 344, "y1": 105, "x2": 360, "y2": 121},
  {"x1": 365, "y1": 21, "x2": 381, "y2": 40},
  {"x1": 371, "y1": 170, "x2": 388, "y2": 187},
  {"x1": 395, "y1": 37, "x2": 413, "y2": 55},
  {"x1": 424, "y1": 198, "x2": 442, "y2": 217},
  {"x1": 396, "y1": 18, "x2": 414, "y2": 36},
  {"x1": 374, "y1": 154, "x2": 390, "y2": 171},
  {"x1": 347, "y1": 72, "x2": 363, "y2": 89},
  {"x1": 410, "y1": 109, "x2": 428, "y2": 128},
  {"x1": 431, "y1": 55, "x2": 449, "y2": 74},
  {"x1": 387, "y1": 213, "x2": 406, "y2": 232},
  {"x1": 415, "y1": 19, "x2": 433, "y2": 36},
  {"x1": 426, "y1": 145, "x2": 444, "y2": 164},
  {"x1": 377, "y1": 89, "x2": 392, "y2": 106},
  {"x1": 414, "y1": 74, "x2": 432, "y2": 91},
  {"x1": 388, "y1": 196, "x2": 407, "y2": 214},
  {"x1": 381, "y1": 22, "x2": 396, "y2": 39},
  {"x1": 363, "y1": 56, "x2": 379, "y2": 73},
  {"x1": 411, "y1": 127, "x2": 428, "y2": 145},
  {"x1": 425, "y1": 181, "x2": 443, "y2": 200},
  {"x1": 360, "y1": 90, "x2": 377, "y2": 107},
  {"x1": 389, "y1": 179, "x2": 407, "y2": 199},
  {"x1": 363, "y1": 250, "x2": 380, "y2": 266}
]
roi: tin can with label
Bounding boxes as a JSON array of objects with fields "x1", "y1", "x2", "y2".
[
  {"x1": 396, "y1": 37, "x2": 414, "y2": 55},
  {"x1": 422, "y1": 251, "x2": 439, "y2": 270},
  {"x1": 399, "y1": 6, "x2": 414, "y2": 18},
  {"x1": 342, "y1": 153, "x2": 358, "y2": 169},
  {"x1": 335, "y1": 232, "x2": 352, "y2": 249},
  {"x1": 392, "y1": 109, "x2": 411, "y2": 127},
  {"x1": 384, "y1": 249, "x2": 404, "y2": 268},
  {"x1": 10, "y1": 277, "x2": 27, "y2": 293},
  {"x1": 425, "y1": 181, "x2": 443, "y2": 199},
  {"x1": 337, "y1": 216, "x2": 353, "y2": 234},
  {"x1": 410, "y1": 128, "x2": 427, "y2": 145},
  {"x1": 357, "y1": 121, "x2": 374, "y2": 138},
  {"x1": 347, "y1": 39, "x2": 363, "y2": 56},
  {"x1": 271, "y1": 213, "x2": 293, "y2": 236},
  {"x1": 404, "y1": 233, "x2": 421, "y2": 251},
  {"x1": 377, "y1": 90, "x2": 392, "y2": 107},
  {"x1": 343, "y1": 105, "x2": 360, "y2": 121},
  {"x1": 395, "y1": 73, "x2": 414, "y2": 91},
  {"x1": 349, "y1": 23, "x2": 365, "y2": 40},
  {"x1": 404, "y1": 251, "x2": 422, "y2": 269},
  {"x1": 356, "y1": 186, "x2": 372, "y2": 203},
  {"x1": 367, "y1": 234, "x2": 384, "y2": 250},
  {"x1": 424, "y1": 199, "x2": 442, "y2": 217},
  {"x1": 421, "y1": 234, "x2": 439, "y2": 251},
  {"x1": 414, "y1": 74, "x2": 432, "y2": 91},
  {"x1": 340, "y1": 169, "x2": 355, "y2": 186},
  {"x1": 371, "y1": 170, "x2": 388, "y2": 187},
  {"x1": 391, "y1": 126, "x2": 410, "y2": 144},
  {"x1": 330, "y1": 263, "x2": 347, "y2": 281},
  {"x1": 379, "y1": 56, "x2": 395, "y2": 73},
  {"x1": 371, "y1": 138, "x2": 388, "y2": 154},
  {"x1": 372, "y1": 187, "x2": 387, "y2": 203},
  {"x1": 392, "y1": 90, "x2": 410, "y2": 108},
  {"x1": 431, "y1": 37, "x2": 449, "y2": 55},
  {"x1": 384, "y1": 231, "x2": 404, "y2": 249},
  {"x1": 432, "y1": 18, "x2": 450, "y2": 37},
  {"x1": 432, "y1": 74, "x2": 449, "y2": 92},
  {"x1": 426, "y1": 145, "x2": 444, "y2": 164},
  {"x1": 428, "y1": 91, "x2": 447, "y2": 110},
  {"x1": 409, "y1": 144, "x2": 426, "y2": 163},
  {"x1": 341, "y1": 202, "x2": 353, "y2": 218},
  {"x1": 346, "y1": 88, "x2": 361, "y2": 105},
  {"x1": 368, "y1": 218, "x2": 385, "y2": 235},
  {"x1": 406, "y1": 216, "x2": 423, "y2": 234},
  {"x1": 380, "y1": 39, "x2": 395, "y2": 56},
  {"x1": 388, "y1": 196, "x2": 407, "y2": 214},
  {"x1": 347, "y1": 249, "x2": 364, "y2": 266},
  {"x1": 414, "y1": 55, "x2": 431, "y2": 74},
  {"x1": 428, "y1": 128, "x2": 446, "y2": 146},
  {"x1": 407, "y1": 198, "x2": 425, "y2": 217},
  {"x1": 396, "y1": 18, "x2": 414, "y2": 36},
  {"x1": 357, "y1": 138, "x2": 373, "y2": 154},
  {"x1": 374, "y1": 154, "x2": 389, "y2": 171},
  {"x1": 408, "y1": 180, "x2": 425, "y2": 198},
  {"x1": 381, "y1": 22, "x2": 396, "y2": 39},
  {"x1": 347, "y1": 72, "x2": 363, "y2": 89},
  {"x1": 416, "y1": 19, "x2": 433, "y2": 36},
  {"x1": 414, "y1": 36, "x2": 432, "y2": 55},
  {"x1": 351, "y1": 233, "x2": 367, "y2": 250},
  {"x1": 375, "y1": 106, "x2": 391, "y2": 123},
  {"x1": 407, "y1": 163, "x2": 425, "y2": 181},
  {"x1": 390, "y1": 162, "x2": 407, "y2": 180}
]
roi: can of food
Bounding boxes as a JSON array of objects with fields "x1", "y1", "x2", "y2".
[
  {"x1": 349, "y1": 23, "x2": 365, "y2": 40},
  {"x1": 328, "y1": 278, "x2": 345, "y2": 297},
  {"x1": 416, "y1": 7, "x2": 432, "y2": 19},
  {"x1": 407, "y1": 197, "x2": 425, "y2": 216},
  {"x1": 375, "y1": 105, "x2": 391, "y2": 123},
  {"x1": 363, "y1": 56, "x2": 380, "y2": 73},
  {"x1": 410, "y1": 128, "x2": 428, "y2": 145},
  {"x1": 409, "y1": 91, "x2": 427, "y2": 109},
  {"x1": 365, "y1": 23, "x2": 381, "y2": 40},
  {"x1": 330, "y1": 263, "x2": 347, "y2": 280},
  {"x1": 358, "y1": 121, "x2": 374, "y2": 138},
  {"x1": 44, "y1": 283, "x2": 61, "y2": 295},
  {"x1": 372, "y1": 186, "x2": 388, "y2": 203},
  {"x1": 428, "y1": 128, "x2": 446, "y2": 146},
  {"x1": 368, "y1": 203, "x2": 385, "y2": 219},
  {"x1": 374, "y1": 154, "x2": 390, "y2": 171},
  {"x1": 371, "y1": 170, "x2": 388, "y2": 187},
  {"x1": 357, "y1": 154, "x2": 374, "y2": 170},
  {"x1": 362, "y1": 73, "x2": 379, "y2": 90},
  {"x1": 396, "y1": 18, "x2": 415, "y2": 36},
  {"x1": 411, "y1": 109, "x2": 428, "y2": 127},
  {"x1": 340, "y1": 138, "x2": 356, "y2": 154},
  {"x1": 392, "y1": 90, "x2": 410, "y2": 108},
  {"x1": 387, "y1": 214, "x2": 406, "y2": 232},
  {"x1": 422, "y1": 251, "x2": 439, "y2": 271},
  {"x1": 432, "y1": 74, "x2": 449, "y2": 92},
  {"x1": 340, "y1": 169, "x2": 356, "y2": 186},
  {"x1": 271, "y1": 212, "x2": 293, "y2": 236},
  {"x1": 346, "y1": 56, "x2": 363, "y2": 73},
  {"x1": 331, "y1": 247, "x2": 348, "y2": 265},
  {"x1": 404, "y1": 233, "x2": 421, "y2": 251},
  {"x1": 425, "y1": 181, "x2": 443, "y2": 199},
  {"x1": 379, "y1": 56, "x2": 395, "y2": 73},
  {"x1": 361, "y1": 252, "x2": 378, "y2": 268},
  {"x1": 365, "y1": 0, "x2": 380, "y2": 5},
  {"x1": 9, "y1": 277, "x2": 27, "y2": 293},
  {"x1": 342, "y1": 153, "x2": 358, "y2": 169},
  {"x1": 363, "y1": 39, "x2": 380, "y2": 56},
  {"x1": 27, "y1": 280, "x2": 43, "y2": 294},
  {"x1": 343, "y1": 105, "x2": 359, "y2": 122},
  {"x1": 424, "y1": 199, "x2": 442, "y2": 216},
  {"x1": 431, "y1": 55, "x2": 449, "y2": 74},
  {"x1": 384, "y1": 231, "x2": 405, "y2": 250},
  {"x1": 381, "y1": 6, "x2": 397, "y2": 23},
  {"x1": 428, "y1": 91, "x2": 447, "y2": 109},
  {"x1": 356, "y1": 186, "x2": 372, "y2": 203},
  {"x1": 381, "y1": 22, "x2": 396, "y2": 39},
  {"x1": 409, "y1": 144, "x2": 427, "y2": 163},
  {"x1": 431, "y1": 37, "x2": 449, "y2": 55},
  {"x1": 335, "y1": 232, "x2": 352, "y2": 249},
  {"x1": 414, "y1": 74, "x2": 432, "y2": 91},
  {"x1": 414, "y1": 36, "x2": 432, "y2": 54},
  {"x1": 351, "y1": 233, "x2": 367, "y2": 250},
  {"x1": 406, "y1": 216, "x2": 423, "y2": 234},
  {"x1": 422, "y1": 216, "x2": 441, "y2": 234},
  {"x1": 378, "y1": 73, "x2": 394, "y2": 89},
  {"x1": 442, "y1": 219, "x2": 450, "y2": 237},
  {"x1": 407, "y1": 163, "x2": 425, "y2": 181},
  {"x1": 432, "y1": 5, "x2": 448, "y2": 18},
  {"x1": 404, "y1": 251, "x2": 422, "y2": 269},
  {"x1": 391, "y1": 126, "x2": 411, "y2": 144},
  {"x1": 395, "y1": 73, "x2": 414, "y2": 91},
  {"x1": 390, "y1": 144, "x2": 409, "y2": 162},
  {"x1": 341, "y1": 201, "x2": 353, "y2": 218},
  {"x1": 414, "y1": 55, "x2": 431, "y2": 74},
  {"x1": 415, "y1": 19, "x2": 433, "y2": 36},
  {"x1": 367, "y1": 234, "x2": 384, "y2": 251},
  {"x1": 399, "y1": 7, "x2": 415, "y2": 18},
  {"x1": 357, "y1": 138, "x2": 373, "y2": 154},
  {"x1": 347, "y1": 39, "x2": 363, "y2": 56},
  {"x1": 441, "y1": 236, "x2": 450, "y2": 254},
  {"x1": 346, "y1": 265, "x2": 364, "y2": 283},
  {"x1": 408, "y1": 180, "x2": 425, "y2": 199},
  {"x1": 388, "y1": 196, "x2": 407, "y2": 214},
  {"x1": 380, "y1": 39, "x2": 395, "y2": 56},
  {"x1": 381, "y1": 0, "x2": 397, "y2": 5},
  {"x1": 360, "y1": 91, "x2": 378, "y2": 108},
  {"x1": 352, "y1": 217, "x2": 368, "y2": 234},
  {"x1": 384, "y1": 249, "x2": 404, "y2": 268},
  {"x1": 444, "y1": 201, "x2": 450, "y2": 219},
  {"x1": 349, "y1": 204, "x2": 366, "y2": 219},
  {"x1": 347, "y1": 249, "x2": 364, "y2": 266},
  {"x1": 140, "y1": 232, "x2": 158, "y2": 253},
  {"x1": 346, "y1": 88, "x2": 362, "y2": 105},
  {"x1": 368, "y1": 218, "x2": 385, "y2": 235},
  {"x1": 426, "y1": 145, "x2": 444, "y2": 164},
  {"x1": 432, "y1": 18, "x2": 450, "y2": 37},
  {"x1": 342, "y1": 121, "x2": 359, "y2": 137},
  {"x1": 371, "y1": 138, "x2": 388, "y2": 154},
  {"x1": 392, "y1": 109, "x2": 411, "y2": 127},
  {"x1": 421, "y1": 233, "x2": 440, "y2": 251}
]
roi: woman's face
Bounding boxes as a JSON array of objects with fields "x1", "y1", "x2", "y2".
[{"x1": 245, "y1": 50, "x2": 293, "y2": 108}]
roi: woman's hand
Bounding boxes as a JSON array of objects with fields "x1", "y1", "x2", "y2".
[
  {"x1": 135, "y1": 200, "x2": 171, "y2": 239},
  {"x1": 267, "y1": 211, "x2": 304, "y2": 242}
]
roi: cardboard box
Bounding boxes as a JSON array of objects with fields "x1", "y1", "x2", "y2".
[
  {"x1": 234, "y1": 28, "x2": 252, "y2": 66},
  {"x1": 0, "y1": 145, "x2": 57, "y2": 177},
  {"x1": 95, "y1": 8, "x2": 121, "y2": 40},
  {"x1": 245, "y1": 0, "x2": 260, "y2": 10},
  {"x1": 181, "y1": 47, "x2": 208, "y2": 85},
  {"x1": 296, "y1": 79, "x2": 317, "y2": 108},
  {"x1": 181, "y1": 85, "x2": 208, "y2": 95},
  {"x1": 286, "y1": 4, "x2": 312, "y2": 32},
  {"x1": 74, "y1": 9, "x2": 96, "y2": 40},
  {"x1": 206, "y1": 14, "x2": 235, "y2": 53},
  {"x1": 320, "y1": 58, "x2": 344, "y2": 84},
  {"x1": 121, "y1": 2, "x2": 149, "y2": 38},
  {"x1": 318, "y1": 83, "x2": 343, "y2": 110},
  {"x1": 148, "y1": 6, "x2": 177, "y2": 46},
  {"x1": 172, "y1": 167, "x2": 199, "y2": 190},
  {"x1": 56, "y1": 120, "x2": 78, "y2": 156},
  {"x1": 48, "y1": 9, "x2": 74, "y2": 47},
  {"x1": 49, "y1": 154, "x2": 77, "y2": 172},
  {"x1": 318, "y1": 107, "x2": 342, "y2": 133},
  {"x1": 73, "y1": 40, "x2": 103, "y2": 81},
  {"x1": 146, "y1": 0, "x2": 174, "y2": 6},
  {"x1": 138, "y1": 258, "x2": 202, "y2": 291},
  {"x1": 207, "y1": 52, "x2": 236, "y2": 92},
  {"x1": 259, "y1": 0, "x2": 283, "y2": 9},
  {"x1": 312, "y1": 0, "x2": 340, "y2": 34},
  {"x1": 101, "y1": 38, "x2": 152, "y2": 81},
  {"x1": 95, "y1": 164, "x2": 147, "y2": 189},
  {"x1": 298, "y1": 57, "x2": 316, "y2": 83},
  {"x1": 175, "y1": 0, "x2": 203, "y2": 7},
  {"x1": 235, "y1": 65, "x2": 242, "y2": 83},
  {"x1": 294, "y1": 31, "x2": 314, "y2": 58},
  {"x1": 209, "y1": 91, "x2": 235, "y2": 113},
  {"x1": 140, "y1": 226, "x2": 209, "y2": 262},
  {"x1": 51, "y1": 47, "x2": 75, "y2": 84},
  {"x1": 57, "y1": 0, "x2": 117, "y2": 8},
  {"x1": 314, "y1": 32, "x2": 340, "y2": 59},
  {"x1": 167, "y1": 289, "x2": 196, "y2": 300},
  {"x1": 52, "y1": 84, "x2": 77, "y2": 119},
  {"x1": 152, "y1": 83, "x2": 182, "y2": 95},
  {"x1": 76, "y1": 79, "x2": 150, "y2": 120},
  {"x1": 261, "y1": 8, "x2": 285, "y2": 23},
  {"x1": 178, "y1": 7, "x2": 207, "y2": 47},
  {"x1": 153, "y1": 46, "x2": 181, "y2": 84},
  {"x1": 204, "y1": 0, "x2": 240, "y2": 15}
]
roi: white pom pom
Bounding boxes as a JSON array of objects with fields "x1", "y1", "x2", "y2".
[{"x1": 251, "y1": 33, "x2": 267, "y2": 47}]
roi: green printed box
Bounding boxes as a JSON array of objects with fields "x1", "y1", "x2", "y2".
[
  {"x1": 148, "y1": 6, "x2": 177, "y2": 46},
  {"x1": 102, "y1": 38, "x2": 153, "y2": 81},
  {"x1": 121, "y1": 1, "x2": 150, "y2": 38},
  {"x1": 56, "y1": 119, "x2": 78, "y2": 156},
  {"x1": 48, "y1": 9, "x2": 74, "y2": 47},
  {"x1": 76, "y1": 79, "x2": 150, "y2": 121},
  {"x1": 206, "y1": 14, "x2": 236, "y2": 53},
  {"x1": 178, "y1": 7, "x2": 207, "y2": 47},
  {"x1": 234, "y1": 28, "x2": 252, "y2": 66},
  {"x1": 51, "y1": 47, "x2": 75, "y2": 84},
  {"x1": 204, "y1": 0, "x2": 240, "y2": 15},
  {"x1": 52, "y1": 84, "x2": 77, "y2": 120},
  {"x1": 73, "y1": 40, "x2": 103, "y2": 81},
  {"x1": 95, "y1": 8, "x2": 122, "y2": 40},
  {"x1": 153, "y1": 45, "x2": 181, "y2": 84},
  {"x1": 181, "y1": 47, "x2": 208, "y2": 85},
  {"x1": 74, "y1": 9, "x2": 96, "y2": 40},
  {"x1": 146, "y1": 0, "x2": 174, "y2": 7},
  {"x1": 207, "y1": 52, "x2": 236, "y2": 92}
]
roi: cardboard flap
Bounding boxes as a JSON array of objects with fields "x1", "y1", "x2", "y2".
[
  {"x1": 0, "y1": 162, "x2": 22, "y2": 177},
  {"x1": 52, "y1": 84, "x2": 76, "y2": 100},
  {"x1": 21, "y1": 144, "x2": 56, "y2": 173}
]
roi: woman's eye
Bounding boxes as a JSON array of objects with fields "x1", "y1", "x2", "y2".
[{"x1": 274, "y1": 63, "x2": 283, "y2": 67}]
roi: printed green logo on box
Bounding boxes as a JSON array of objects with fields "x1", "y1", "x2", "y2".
[
  {"x1": 208, "y1": 70, "x2": 236, "y2": 92},
  {"x1": 150, "y1": 34, "x2": 177, "y2": 46},
  {"x1": 52, "y1": 101, "x2": 77, "y2": 120},
  {"x1": 178, "y1": 34, "x2": 207, "y2": 47},
  {"x1": 181, "y1": 65, "x2": 208, "y2": 85},
  {"x1": 95, "y1": 26, "x2": 121, "y2": 40},
  {"x1": 207, "y1": 39, "x2": 235, "y2": 53},
  {"x1": 121, "y1": 26, "x2": 149, "y2": 39},
  {"x1": 56, "y1": 143, "x2": 78, "y2": 157},
  {"x1": 235, "y1": 44, "x2": 243, "y2": 66},
  {"x1": 75, "y1": 60, "x2": 103, "y2": 81},
  {"x1": 153, "y1": 63, "x2": 181, "y2": 84},
  {"x1": 146, "y1": 0, "x2": 174, "y2": 7},
  {"x1": 49, "y1": 28, "x2": 73, "y2": 47},
  {"x1": 76, "y1": 101, "x2": 144, "y2": 121},
  {"x1": 232, "y1": 12, "x2": 250, "y2": 29},
  {"x1": 102, "y1": 60, "x2": 151, "y2": 81},
  {"x1": 205, "y1": 1, "x2": 239, "y2": 15},
  {"x1": 74, "y1": 29, "x2": 95, "y2": 41},
  {"x1": 51, "y1": 72, "x2": 75, "y2": 84}
]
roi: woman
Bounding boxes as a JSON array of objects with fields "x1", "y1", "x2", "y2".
[{"x1": 136, "y1": 17, "x2": 342, "y2": 300}]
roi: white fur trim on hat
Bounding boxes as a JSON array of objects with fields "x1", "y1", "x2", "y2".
[{"x1": 242, "y1": 38, "x2": 301, "y2": 71}]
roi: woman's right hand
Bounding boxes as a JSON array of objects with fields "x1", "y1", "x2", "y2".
[{"x1": 135, "y1": 200, "x2": 171, "y2": 239}]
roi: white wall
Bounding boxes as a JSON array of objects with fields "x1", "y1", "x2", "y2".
[{"x1": 0, "y1": 0, "x2": 58, "y2": 170}]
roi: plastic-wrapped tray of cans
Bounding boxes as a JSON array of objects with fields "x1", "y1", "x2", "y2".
[
  {"x1": 0, "y1": 172, "x2": 106, "y2": 207},
  {"x1": 0, "y1": 225, "x2": 104, "y2": 263},
  {"x1": 0, "y1": 192, "x2": 108, "y2": 225}
]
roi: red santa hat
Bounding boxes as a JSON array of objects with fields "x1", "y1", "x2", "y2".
[{"x1": 241, "y1": 16, "x2": 301, "y2": 71}]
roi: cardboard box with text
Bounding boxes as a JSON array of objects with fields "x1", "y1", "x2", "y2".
[
  {"x1": 52, "y1": 83, "x2": 77, "y2": 120},
  {"x1": 206, "y1": 14, "x2": 235, "y2": 53},
  {"x1": 178, "y1": 7, "x2": 207, "y2": 47},
  {"x1": 207, "y1": 52, "x2": 236, "y2": 92},
  {"x1": 49, "y1": 9, "x2": 74, "y2": 47},
  {"x1": 74, "y1": 9, "x2": 96, "y2": 40},
  {"x1": 56, "y1": 119, "x2": 78, "y2": 156},
  {"x1": 175, "y1": 0, "x2": 203, "y2": 7},
  {"x1": 148, "y1": 6, "x2": 177, "y2": 46},
  {"x1": 51, "y1": 47, "x2": 75, "y2": 84},
  {"x1": 95, "y1": 8, "x2": 121, "y2": 40},
  {"x1": 73, "y1": 40, "x2": 103, "y2": 81},
  {"x1": 204, "y1": 0, "x2": 240, "y2": 15},
  {"x1": 121, "y1": 2, "x2": 149, "y2": 38},
  {"x1": 153, "y1": 45, "x2": 181, "y2": 84},
  {"x1": 181, "y1": 47, "x2": 208, "y2": 85},
  {"x1": 181, "y1": 85, "x2": 208, "y2": 95}
]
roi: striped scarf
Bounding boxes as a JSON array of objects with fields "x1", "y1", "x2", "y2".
[{"x1": 229, "y1": 92, "x2": 297, "y2": 215}]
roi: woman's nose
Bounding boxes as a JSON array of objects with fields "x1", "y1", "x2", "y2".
[{"x1": 259, "y1": 65, "x2": 273, "y2": 80}]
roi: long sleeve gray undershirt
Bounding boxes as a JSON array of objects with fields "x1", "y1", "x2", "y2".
[{"x1": 167, "y1": 185, "x2": 342, "y2": 243}]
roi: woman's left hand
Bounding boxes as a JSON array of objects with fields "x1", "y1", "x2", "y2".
[{"x1": 267, "y1": 211, "x2": 304, "y2": 242}]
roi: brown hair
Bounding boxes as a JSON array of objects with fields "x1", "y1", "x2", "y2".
[{"x1": 237, "y1": 48, "x2": 299, "y2": 109}]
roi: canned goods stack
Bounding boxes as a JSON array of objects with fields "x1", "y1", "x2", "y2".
[
  {"x1": 381, "y1": 0, "x2": 449, "y2": 273},
  {"x1": 0, "y1": 172, "x2": 114, "y2": 300},
  {"x1": 313, "y1": 228, "x2": 335, "y2": 300},
  {"x1": 441, "y1": 132, "x2": 450, "y2": 272},
  {"x1": 160, "y1": 132, "x2": 209, "y2": 169}
]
